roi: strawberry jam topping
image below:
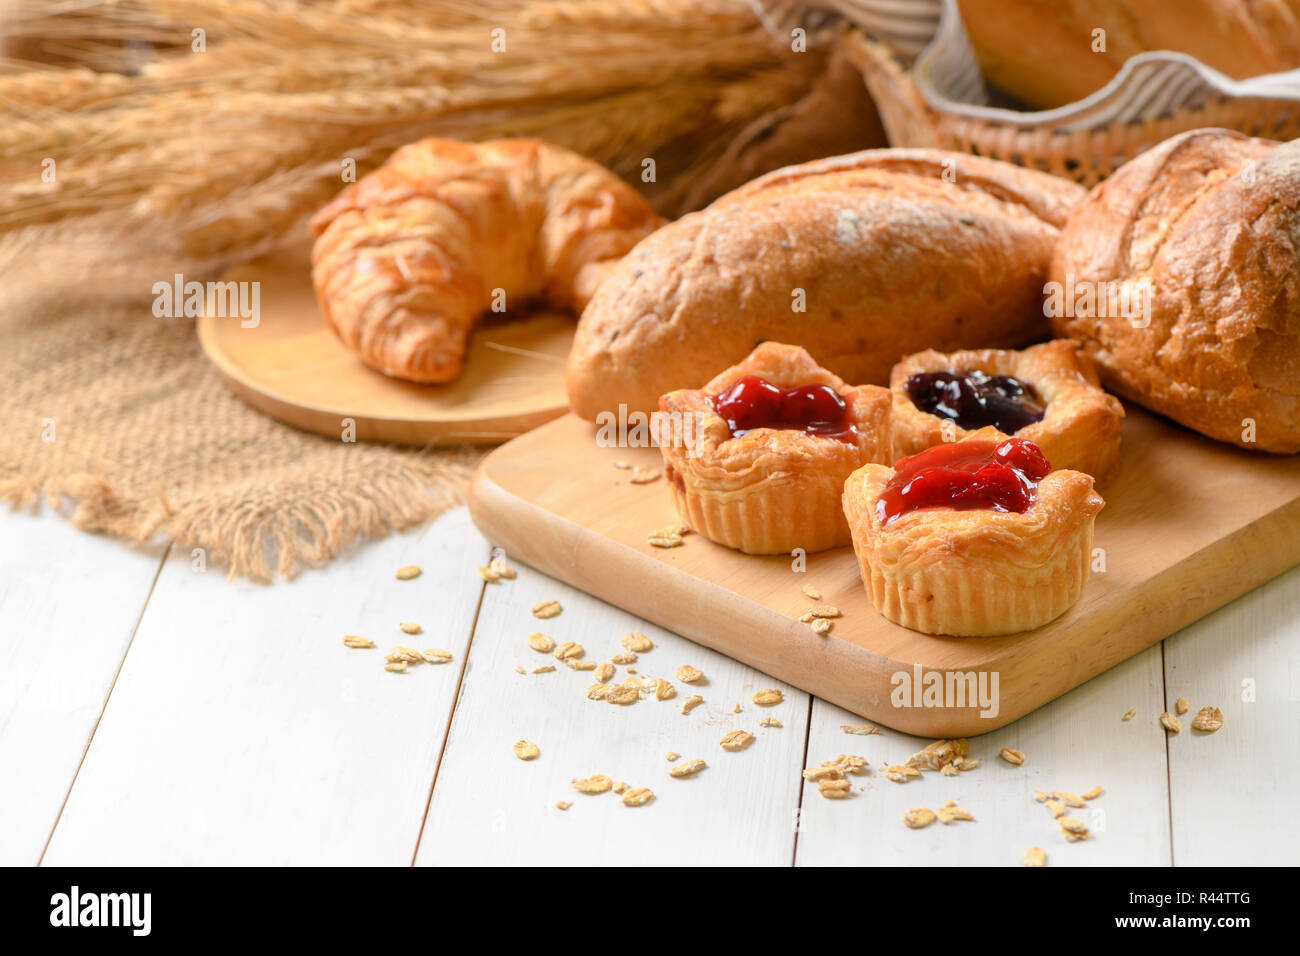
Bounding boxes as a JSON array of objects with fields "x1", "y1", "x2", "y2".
[
  {"x1": 876, "y1": 438, "x2": 1052, "y2": 526},
  {"x1": 712, "y1": 375, "x2": 855, "y2": 442},
  {"x1": 905, "y1": 370, "x2": 1045, "y2": 434}
]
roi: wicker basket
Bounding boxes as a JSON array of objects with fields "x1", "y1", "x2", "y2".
[{"x1": 845, "y1": 29, "x2": 1300, "y2": 187}]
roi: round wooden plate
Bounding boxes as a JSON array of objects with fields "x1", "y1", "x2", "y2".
[{"x1": 197, "y1": 243, "x2": 574, "y2": 445}]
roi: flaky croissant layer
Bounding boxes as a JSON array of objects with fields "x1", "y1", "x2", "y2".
[{"x1": 309, "y1": 138, "x2": 662, "y2": 384}]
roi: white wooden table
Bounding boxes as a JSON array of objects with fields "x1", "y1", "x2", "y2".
[{"x1": 2, "y1": 504, "x2": 1296, "y2": 866}]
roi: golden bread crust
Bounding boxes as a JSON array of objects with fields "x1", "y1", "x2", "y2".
[
  {"x1": 1051, "y1": 128, "x2": 1300, "y2": 453},
  {"x1": 567, "y1": 148, "x2": 1086, "y2": 419}
]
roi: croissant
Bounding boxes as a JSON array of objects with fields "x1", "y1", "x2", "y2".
[{"x1": 309, "y1": 138, "x2": 663, "y2": 383}]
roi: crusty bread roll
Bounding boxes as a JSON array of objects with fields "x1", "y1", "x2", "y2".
[
  {"x1": 566, "y1": 149, "x2": 1085, "y2": 419},
  {"x1": 1050, "y1": 128, "x2": 1300, "y2": 453},
  {"x1": 957, "y1": 0, "x2": 1300, "y2": 109},
  {"x1": 310, "y1": 138, "x2": 661, "y2": 384}
]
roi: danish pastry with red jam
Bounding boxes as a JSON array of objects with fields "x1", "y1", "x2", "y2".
[
  {"x1": 653, "y1": 342, "x2": 891, "y2": 554},
  {"x1": 842, "y1": 434, "x2": 1104, "y2": 636},
  {"x1": 891, "y1": 340, "x2": 1124, "y2": 482}
]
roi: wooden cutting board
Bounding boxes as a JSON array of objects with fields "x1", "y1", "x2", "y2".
[
  {"x1": 198, "y1": 243, "x2": 573, "y2": 445},
  {"x1": 468, "y1": 408, "x2": 1300, "y2": 736}
]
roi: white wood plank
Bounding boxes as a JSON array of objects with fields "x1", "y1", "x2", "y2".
[
  {"x1": 416, "y1": 562, "x2": 812, "y2": 866},
  {"x1": 0, "y1": 509, "x2": 166, "y2": 865},
  {"x1": 794, "y1": 643, "x2": 1171, "y2": 866},
  {"x1": 1165, "y1": 562, "x2": 1300, "y2": 866},
  {"x1": 42, "y1": 508, "x2": 488, "y2": 866}
]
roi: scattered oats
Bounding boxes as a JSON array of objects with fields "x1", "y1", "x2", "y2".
[
  {"x1": 606, "y1": 685, "x2": 640, "y2": 705},
  {"x1": 553, "y1": 641, "x2": 584, "y2": 660},
  {"x1": 1023, "y1": 847, "x2": 1046, "y2": 867},
  {"x1": 612, "y1": 781, "x2": 629, "y2": 794},
  {"x1": 665, "y1": 751, "x2": 680, "y2": 762},
  {"x1": 555, "y1": 800, "x2": 571, "y2": 811},
  {"x1": 512, "y1": 740, "x2": 540, "y2": 761},
  {"x1": 626, "y1": 667, "x2": 636, "y2": 674},
  {"x1": 515, "y1": 665, "x2": 525, "y2": 674},
  {"x1": 1051, "y1": 791, "x2": 1086, "y2": 808},
  {"x1": 841, "y1": 724, "x2": 880, "y2": 736},
  {"x1": 954, "y1": 757, "x2": 980, "y2": 772},
  {"x1": 384, "y1": 661, "x2": 408, "y2": 673},
  {"x1": 681, "y1": 695, "x2": 704, "y2": 715},
  {"x1": 806, "y1": 604, "x2": 841, "y2": 619},
  {"x1": 488, "y1": 556, "x2": 515, "y2": 579},
  {"x1": 622, "y1": 787, "x2": 654, "y2": 806},
  {"x1": 586, "y1": 683, "x2": 613, "y2": 701},
  {"x1": 476, "y1": 565, "x2": 500, "y2": 582},
  {"x1": 752, "y1": 688, "x2": 784, "y2": 706},
  {"x1": 395, "y1": 565, "x2": 421, "y2": 580},
  {"x1": 675, "y1": 665, "x2": 703, "y2": 683},
  {"x1": 1045, "y1": 800, "x2": 1067, "y2": 819},
  {"x1": 1032, "y1": 790, "x2": 1048, "y2": 803},
  {"x1": 731, "y1": 703, "x2": 742, "y2": 714},
  {"x1": 628, "y1": 468, "x2": 660, "y2": 484},
  {"x1": 810, "y1": 618, "x2": 833, "y2": 635},
  {"x1": 884, "y1": 765, "x2": 921, "y2": 783},
  {"x1": 421, "y1": 649, "x2": 453, "y2": 664},
  {"x1": 999, "y1": 748, "x2": 1025, "y2": 766},
  {"x1": 818, "y1": 778, "x2": 852, "y2": 799},
  {"x1": 1191, "y1": 705, "x2": 1224, "y2": 733},
  {"x1": 614, "y1": 460, "x2": 630, "y2": 470},
  {"x1": 760, "y1": 718, "x2": 782, "y2": 728},
  {"x1": 903, "y1": 808, "x2": 936, "y2": 829},
  {"x1": 593, "y1": 662, "x2": 615, "y2": 683},
  {"x1": 342, "y1": 635, "x2": 374, "y2": 649},
  {"x1": 532, "y1": 665, "x2": 555, "y2": 674},
  {"x1": 399, "y1": 622, "x2": 422, "y2": 635},
  {"x1": 653, "y1": 678, "x2": 676, "y2": 701},
  {"x1": 1122, "y1": 707, "x2": 1137, "y2": 721},
  {"x1": 1058, "y1": 817, "x2": 1089, "y2": 841},
  {"x1": 1083, "y1": 786, "x2": 1104, "y2": 800},
  {"x1": 670, "y1": 759, "x2": 707, "y2": 778},
  {"x1": 386, "y1": 646, "x2": 423, "y2": 664},
  {"x1": 621, "y1": 632, "x2": 654, "y2": 653},
  {"x1": 571, "y1": 774, "x2": 612, "y2": 794},
  {"x1": 611, "y1": 651, "x2": 638, "y2": 665},
  {"x1": 940, "y1": 763, "x2": 960, "y2": 777},
  {"x1": 531, "y1": 599, "x2": 562, "y2": 619},
  {"x1": 564, "y1": 658, "x2": 597, "y2": 671},
  {"x1": 1159, "y1": 712, "x2": 1182, "y2": 734},
  {"x1": 937, "y1": 805, "x2": 975, "y2": 825},
  {"x1": 801, "y1": 583, "x2": 822, "y2": 600},
  {"x1": 833, "y1": 754, "x2": 868, "y2": 775},
  {"x1": 647, "y1": 529, "x2": 684, "y2": 548},
  {"x1": 527, "y1": 632, "x2": 555, "y2": 653},
  {"x1": 1175, "y1": 697, "x2": 1190, "y2": 715},
  {"x1": 906, "y1": 739, "x2": 969, "y2": 771},
  {"x1": 720, "y1": 730, "x2": 755, "y2": 752},
  {"x1": 802, "y1": 766, "x2": 844, "y2": 782}
]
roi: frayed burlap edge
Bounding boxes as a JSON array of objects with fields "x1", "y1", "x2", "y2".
[{"x1": 0, "y1": 449, "x2": 480, "y2": 582}]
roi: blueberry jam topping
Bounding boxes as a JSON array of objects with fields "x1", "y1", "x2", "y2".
[
  {"x1": 905, "y1": 370, "x2": 1046, "y2": 434},
  {"x1": 712, "y1": 376, "x2": 855, "y2": 442}
]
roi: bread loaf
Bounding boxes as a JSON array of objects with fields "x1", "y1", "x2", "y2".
[
  {"x1": 1050, "y1": 128, "x2": 1300, "y2": 453},
  {"x1": 566, "y1": 149, "x2": 1085, "y2": 419},
  {"x1": 958, "y1": 0, "x2": 1300, "y2": 109}
]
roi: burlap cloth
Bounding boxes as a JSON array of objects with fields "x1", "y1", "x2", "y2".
[{"x1": 0, "y1": 230, "x2": 481, "y2": 580}]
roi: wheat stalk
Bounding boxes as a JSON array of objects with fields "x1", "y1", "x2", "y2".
[{"x1": 0, "y1": 0, "x2": 827, "y2": 268}]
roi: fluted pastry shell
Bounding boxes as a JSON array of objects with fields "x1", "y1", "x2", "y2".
[
  {"x1": 890, "y1": 339, "x2": 1124, "y2": 482},
  {"x1": 653, "y1": 343, "x2": 891, "y2": 555},
  {"x1": 842, "y1": 459, "x2": 1104, "y2": 637}
]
